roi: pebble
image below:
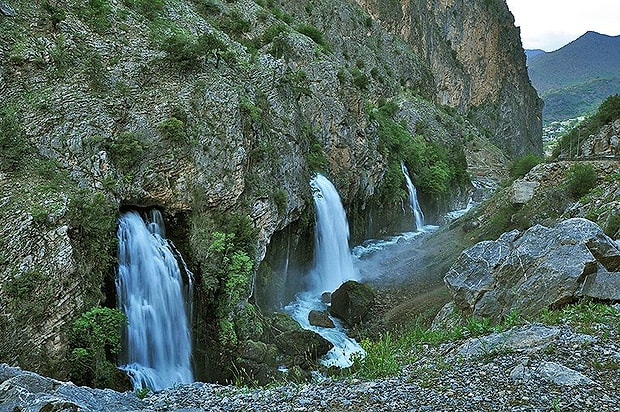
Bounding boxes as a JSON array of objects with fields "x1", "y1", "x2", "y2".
[{"x1": 139, "y1": 323, "x2": 620, "y2": 412}]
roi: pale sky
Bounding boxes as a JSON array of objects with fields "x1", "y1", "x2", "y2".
[{"x1": 505, "y1": 0, "x2": 620, "y2": 51}]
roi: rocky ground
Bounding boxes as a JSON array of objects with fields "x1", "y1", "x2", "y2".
[{"x1": 3, "y1": 309, "x2": 620, "y2": 411}]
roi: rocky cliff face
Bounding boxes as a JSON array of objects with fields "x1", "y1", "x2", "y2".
[
  {"x1": 0, "y1": 0, "x2": 539, "y2": 383},
  {"x1": 355, "y1": 0, "x2": 543, "y2": 157}
]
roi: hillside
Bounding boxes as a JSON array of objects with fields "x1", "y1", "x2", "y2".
[
  {"x1": 0, "y1": 0, "x2": 539, "y2": 389},
  {"x1": 527, "y1": 31, "x2": 620, "y2": 122}
]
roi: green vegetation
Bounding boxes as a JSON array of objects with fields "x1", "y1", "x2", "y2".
[
  {"x1": 352, "y1": 301, "x2": 619, "y2": 380},
  {"x1": 295, "y1": 24, "x2": 330, "y2": 51},
  {"x1": 100, "y1": 131, "x2": 147, "y2": 172},
  {"x1": 369, "y1": 101, "x2": 468, "y2": 206},
  {"x1": 190, "y1": 212, "x2": 259, "y2": 348},
  {"x1": 564, "y1": 163, "x2": 597, "y2": 199},
  {"x1": 0, "y1": 107, "x2": 34, "y2": 173},
  {"x1": 509, "y1": 153, "x2": 543, "y2": 180},
  {"x1": 3, "y1": 270, "x2": 48, "y2": 301},
  {"x1": 350, "y1": 67, "x2": 369, "y2": 90},
  {"x1": 554, "y1": 94, "x2": 620, "y2": 157},
  {"x1": 78, "y1": 0, "x2": 112, "y2": 32},
  {"x1": 69, "y1": 307, "x2": 127, "y2": 388},
  {"x1": 159, "y1": 117, "x2": 189, "y2": 145},
  {"x1": 161, "y1": 31, "x2": 233, "y2": 70},
  {"x1": 124, "y1": 0, "x2": 165, "y2": 20}
]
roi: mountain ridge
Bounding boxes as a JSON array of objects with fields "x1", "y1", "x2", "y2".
[{"x1": 526, "y1": 31, "x2": 620, "y2": 122}]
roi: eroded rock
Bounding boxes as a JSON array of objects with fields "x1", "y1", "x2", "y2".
[{"x1": 445, "y1": 218, "x2": 620, "y2": 320}]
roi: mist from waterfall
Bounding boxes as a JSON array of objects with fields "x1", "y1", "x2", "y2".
[
  {"x1": 116, "y1": 210, "x2": 194, "y2": 390},
  {"x1": 401, "y1": 162, "x2": 425, "y2": 231}
]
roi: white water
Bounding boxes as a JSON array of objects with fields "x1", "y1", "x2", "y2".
[
  {"x1": 308, "y1": 174, "x2": 359, "y2": 294},
  {"x1": 116, "y1": 211, "x2": 194, "y2": 390},
  {"x1": 401, "y1": 162, "x2": 425, "y2": 231},
  {"x1": 286, "y1": 293, "x2": 363, "y2": 368},
  {"x1": 286, "y1": 174, "x2": 364, "y2": 368}
]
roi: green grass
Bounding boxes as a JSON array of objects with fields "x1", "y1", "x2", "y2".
[{"x1": 348, "y1": 302, "x2": 620, "y2": 380}]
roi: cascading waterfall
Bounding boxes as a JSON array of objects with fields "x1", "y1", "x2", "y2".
[
  {"x1": 401, "y1": 162, "x2": 426, "y2": 231},
  {"x1": 286, "y1": 174, "x2": 363, "y2": 368},
  {"x1": 308, "y1": 173, "x2": 359, "y2": 293},
  {"x1": 116, "y1": 210, "x2": 194, "y2": 390}
]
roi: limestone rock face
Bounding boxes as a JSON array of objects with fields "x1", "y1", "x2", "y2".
[
  {"x1": 0, "y1": 0, "x2": 540, "y2": 381},
  {"x1": 445, "y1": 218, "x2": 620, "y2": 320},
  {"x1": 580, "y1": 119, "x2": 620, "y2": 157},
  {"x1": 355, "y1": 0, "x2": 543, "y2": 157}
]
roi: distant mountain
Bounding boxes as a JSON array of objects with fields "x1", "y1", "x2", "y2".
[
  {"x1": 525, "y1": 49, "x2": 546, "y2": 60},
  {"x1": 526, "y1": 31, "x2": 620, "y2": 123}
]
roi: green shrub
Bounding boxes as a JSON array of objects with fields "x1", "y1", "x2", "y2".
[
  {"x1": 162, "y1": 31, "x2": 203, "y2": 69},
  {"x1": 79, "y1": 0, "x2": 111, "y2": 32},
  {"x1": 105, "y1": 131, "x2": 146, "y2": 172},
  {"x1": 216, "y1": 10, "x2": 251, "y2": 37},
  {"x1": 295, "y1": 24, "x2": 330, "y2": 50},
  {"x1": 41, "y1": 1, "x2": 66, "y2": 27},
  {"x1": 4, "y1": 270, "x2": 47, "y2": 301},
  {"x1": 350, "y1": 67, "x2": 369, "y2": 90},
  {"x1": 509, "y1": 153, "x2": 543, "y2": 179},
  {"x1": 565, "y1": 164, "x2": 598, "y2": 199},
  {"x1": 273, "y1": 189, "x2": 287, "y2": 215},
  {"x1": 159, "y1": 117, "x2": 188, "y2": 144},
  {"x1": 69, "y1": 307, "x2": 127, "y2": 388},
  {"x1": 0, "y1": 107, "x2": 33, "y2": 172},
  {"x1": 128, "y1": 0, "x2": 165, "y2": 20}
]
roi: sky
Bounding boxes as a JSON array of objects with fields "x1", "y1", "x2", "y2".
[{"x1": 505, "y1": 0, "x2": 620, "y2": 52}]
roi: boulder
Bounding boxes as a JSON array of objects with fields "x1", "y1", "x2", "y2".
[
  {"x1": 453, "y1": 324, "x2": 560, "y2": 358},
  {"x1": 511, "y1": 361, "x2": 595, "y2": 386},
  {"x1": 268, "y1": 313, "x2": 333, "y2": 365},
  {"x1": 329, "y1": 280, "x2": 376, "y2": 326},
  {"x1": 510, "y1": 179, "x2": 539, "y2": 205},
  {"x1": 0, "y1": 364, "x2": 145, "y2": 412},
  {"x1": 581, "y1": 270, "x2": 620, "y2": 301},
  {"x1": 239, "y1": 340, "x2": 268, "y2": 363},
  {"x1": 308, "y1": 310, "x2": 335, "y2": 328},
  {"x1": 444, "y1": 218, "x2": 620, "y2": 320}
]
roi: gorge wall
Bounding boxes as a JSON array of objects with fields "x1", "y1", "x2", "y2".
[
  {"x1": 0, "y1": 0, "x2": 540, "y2": 383},
  {"x1": 355, "y1": 0, "x2": 543, "y2": 157}
]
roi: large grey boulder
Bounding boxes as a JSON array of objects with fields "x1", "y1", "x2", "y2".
[
  {"x1": 0, "y1": 363, "x2": 145, "y2": 412},
  {"x1": 329, "y1": 280, "x2": 376, "y2": 327},
  {"x1": 445, "y1": 218, "x2": 620, "y2": 320}
]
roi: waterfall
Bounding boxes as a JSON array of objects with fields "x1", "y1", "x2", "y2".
[
  {"x1": 401, "y1": 162, "x2": 425, "y2": 231},
  {"x1": 116, "y1": 210, "x2": 194, "y2": 391},
  {"x1": 309, "y1": 174, "x2": 359, "y2": 293},
  {"x1": 286, "y1": 174, "x2": 363, "y2": 368}
]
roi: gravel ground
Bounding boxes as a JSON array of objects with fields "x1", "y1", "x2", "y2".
[
  {"x1": 142, "y1": 323, "x2": 620, "y2": 412},
  {"x1": 3, "y1": 316, "x2": 619, "y2": 411}
]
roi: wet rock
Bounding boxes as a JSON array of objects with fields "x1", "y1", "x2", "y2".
[
  {"x1": 239, "y1": 340, "x2": 267, "y2": 363},
  {"x1": 329, "y1": 280, "x2": 376, "y2": 326},
  {"x1": 308, "y1": 310, "x2": 335, "y2": 328}
]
